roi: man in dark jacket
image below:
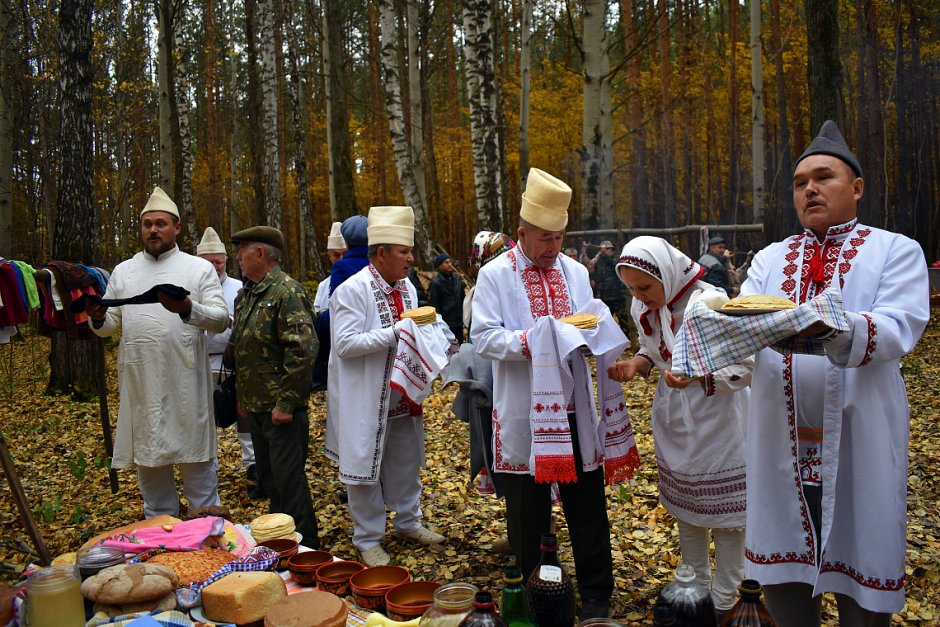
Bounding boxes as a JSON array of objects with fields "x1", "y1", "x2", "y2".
[
  {"x1": 698, "y1": 235, "x2": 733, "y2": 294},
  {"x1": 429, "y1": 252, "x2": 465, "y2": 343}
]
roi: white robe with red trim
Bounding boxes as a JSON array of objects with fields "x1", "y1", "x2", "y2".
[{"x1": 740, "y1": 221, "x2": 930, "y2": 613}]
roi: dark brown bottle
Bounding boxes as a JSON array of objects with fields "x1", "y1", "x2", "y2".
[
  {"x1": 720, "y1": 580, "x2": 778, "y2": 627},
  {"x1": 459, "y1": 591, "x2": 508, "y2": 627},
  {"x1": 525, "y1": 533, "x2": 576, "y2": 627},
  {"x1": 656, "y1": 564, "x2": 717, "y2": 627}
]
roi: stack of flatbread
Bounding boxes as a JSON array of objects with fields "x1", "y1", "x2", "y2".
[
  {"x1": 250, "y1": 513, "x2": 296, "y2": 543},
  {"x1": 720, "y1": 294, "x2": 796, "y2": 312},
  {"x1": 400, "y1": 306, "x2": 437, "y2": 325},
  {"x1": 559, "y1": 313, "x2": 599, "y2": 330},
  {"x1": 146, "y1": 548, "x2": 236, "y2": 586}
]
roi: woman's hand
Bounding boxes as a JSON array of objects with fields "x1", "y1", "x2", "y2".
[
  {"x1": 663, "y1": 370, "x2": 700, "y2": 389},
  {"x1": 608, "y1": 358, "x2": 645, "y2": 382}
]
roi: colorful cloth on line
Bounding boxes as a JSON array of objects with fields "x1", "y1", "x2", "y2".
[
  {"x1": 671, "y1": 287, "x2": 849, "y2": 378},
  {"x1": 102, "y1": 516, "x2": 229, "y2": 555}
]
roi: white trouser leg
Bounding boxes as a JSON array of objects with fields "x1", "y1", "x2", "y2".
[
  {"x1": 346, "y1": 482, "x2": 388, "y2": 551},
  {"x1": 381, "y1": 417, "x2": 423, "y2": 535},
  {"x1": 237, "y1": 431, "x2": 256, "y2": 467},
  {"x1": 137, "y1": 465, "x2": 180, "y2": 518},
  {"x1": 676, "y1": 518, "x2": 713, "y2": 592},
  {"x1": 711, "y1": 527, "x2": 745, "y2": 611},
  {"x1": 179, "y1": 459, "x2": 221, "y2": 510}
]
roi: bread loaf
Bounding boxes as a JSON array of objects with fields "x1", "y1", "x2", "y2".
[
  {"x1": 80, "y1": 563, "x2": 178, "y2": 604},
  {"x1": 93, "y1": 590, "x2": 177, "y2": 617},
  {"x1": 202, "y1": 571, "x2": 287, "y2": 624},
  {"x1": 264, "y1": 591, "x2": 348, "y2": 627}
]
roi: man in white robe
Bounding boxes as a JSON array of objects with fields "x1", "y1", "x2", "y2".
[
  {"x1": 88, "y1": 187, "x2": 229, "y2": 517},
  {"x1": 325, "y1": 205, "x2": 447, "y2": 567},
  {"x1": 312, "y1": 222, "x2": 346, "y2": 392},
  {"x1": 471, "y1": 168, "x2": 635, "y2": 620},
  {"x1": 739, "y1": 121, "x2": 930, "y2": 625},
  {"x1": 197, "y1": 227, "x2": 258, "y2": 496}
]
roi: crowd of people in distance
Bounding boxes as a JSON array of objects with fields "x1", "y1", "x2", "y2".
[{"x1": 84, "y1": 120, "x2": 930, "y2": 627}]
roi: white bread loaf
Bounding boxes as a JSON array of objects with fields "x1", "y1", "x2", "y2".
[{"x1": 202, "y1": 571, "x2": 287, "y2": 624}]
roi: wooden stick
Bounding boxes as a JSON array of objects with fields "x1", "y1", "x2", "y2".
[
  {"x1": 0, "y1": 435, "x2": 52, "y2": 566},
  {"x1": 96, "y1": 339, "x2": 119, "y2": 494}
]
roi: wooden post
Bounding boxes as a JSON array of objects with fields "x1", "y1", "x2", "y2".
[
  {"x1": 96, "y1": 339, "x2": 119, "y2": 494},
  {"x1": 0, "y1": 435, "x2": 52, "y2": 566}
]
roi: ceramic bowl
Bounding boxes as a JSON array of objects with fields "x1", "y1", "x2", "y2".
[
  {"x1": 287, "y1": 550, "x2": 334, "y2": 586},
  {"x1": 258, "y1": 538, "x2": 299, "y2": 570},
  {"x1": 316, "y1": 560, "x2": 365, "y2": 597},
  {"x1": 385, "y1": 580, "x2": 442, "y2": 621},
  {"x1": 350, "y1": 565, "x2": 411, "y2": 612}
]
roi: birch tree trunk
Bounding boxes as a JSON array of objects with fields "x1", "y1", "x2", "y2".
[
  {"x1": 245, "y1": 0, "x2": 265, "y2": 223},
  {"x1": 228, "y1": 0, "x2": 240, "y2": 237},
  {"x1": 657, "y1": 0, "x2": 676, "y2": 228},
  {"x1": 377, "y1": 0, "x2": 433, "y2": 263},
  {"x1": 749, "y1": 0, "x2": 765, "y2": 224},
  {"x1": 155, "y1": 0, "x2": 179, "y2": 199},
  {"x1": 581, "y1": 0, "x2": 614, "y2": 228},
  {"x1": 406, "y1": 0, "x2": 428, "y2": 221},
  {"x1": 518, "y1": 0, "x2": 531, "y2": 188},
  {"x1": 620, "y1": 0, "x2": 644, "y2": 228},
  {"x1": 368, "y1": 2, "x2": 388, "y2": 201},
  {"x1": 462, "y1": 0, "x2": 502, "y2": 232},
  {"x1": 322, "y1": 0, "x2": 357, "y2": 221},
  {"x1": 257, "y1": 0, "x2": 282, "y2": 229},
  {"x1": 173, "y1": 9, "x2": 196, "y2": 247},
  {"x1": 204, "y1": 0, "x2": 222, "y2": 231},
  {"x1": 0, "y1": 0, "x2": 12, "y2": 254}
]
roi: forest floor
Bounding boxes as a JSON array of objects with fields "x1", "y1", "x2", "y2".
[{"x1": 0, "y1": 310, "x2": 937, "y2": 625}]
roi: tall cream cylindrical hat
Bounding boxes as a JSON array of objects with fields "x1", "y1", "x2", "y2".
[
  {"x1": 196, "y1": 227, "x2": 226, "y2": 255},
  {"x1": 140, "y1": 186, "x2": 180, "y2": 219},
  {"x1": 520, "y1": 168, "x2": 571, "y2": 231},
  {"x1": 327, "y1": 222, "x2": 346, "y2": 250},
  {"x1": 367, "y1": 206, "x2": 415, "y2": 246}
]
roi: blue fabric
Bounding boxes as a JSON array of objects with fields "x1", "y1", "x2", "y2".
[
  {"x1": 80, "y1": 263, "x2": 108, "y2": 293},
  {"x1": 434, "y1": 252, "x2": 451, "y2": 268},
  {"x1": 328, "y1": 245, "x2": 370, "y2": 298},
  {"x1": 340, "y1": 215, "x2": 368, "y2": 247},
  {"x1": 8, "y1": 262, "x2": 27, "y2": 306}
]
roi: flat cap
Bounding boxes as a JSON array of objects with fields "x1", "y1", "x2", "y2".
[
  {"x1": 707, "y1": 236, "x2": 725, "y2": 246},
  {"x1": 232, "y1": 226, "x2": 284, "y2": 251}
]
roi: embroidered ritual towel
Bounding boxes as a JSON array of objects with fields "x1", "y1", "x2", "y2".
[
  {"x1": 389, "y1": 317, "x2": 451, "y2": 415},
  {"x1": 672, "y1": 287, "x2": 849, "y2": 378},
  {"x1": 526, "y1": 299, "x2": 639, "y2": 485}
]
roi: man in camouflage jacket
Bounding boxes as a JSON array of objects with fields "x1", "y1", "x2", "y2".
[{"x1": 231, "y1": 226, "x2": 320, "y2": 548}]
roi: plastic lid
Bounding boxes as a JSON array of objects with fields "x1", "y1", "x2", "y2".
[
  {"x1": 539, "y1": 533, "x2": 558, "y2": 550},
  {"x1": 503, "y1": 564, "x2": 523, "y2": 583},
  {"x1": 76, "y1": 545, "x2": 126, "y2": 567},
  {"x1": 673, "y1": 563, "x2": 696, "y2": 583},
  {"x1": 738, "y1": 579, "x2": 763, "y2": 595},
  {"x1": 473, "y1": 591, "x2": 495, "y2": 608}
]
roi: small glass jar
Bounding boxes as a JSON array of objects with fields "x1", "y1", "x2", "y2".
[
  {"x1": 76, "y1": 545, "x2": 125, "y2": 581},
  {"x1": 578, "y1": 620, "x2": 626, "y2": 627},
  {"x1": 25, "y1": 565, "x2": 85, "y2": 627},
  {"x1": 418, "y1": 582, "x2": 479, "y2": 627}
]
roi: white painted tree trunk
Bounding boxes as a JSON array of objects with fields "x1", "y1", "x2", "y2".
[
  {"x1": 519, "y1": 0, "x2": 531, "y2": 189},
  {"x1": 377, "y1": 0, "x2": 433, "y2": 263},
  {"x1": 581, "y1": 0, "x2": 613, "y2": 228},
  {"x1": 462, "y1": 0, "x2": 502, "y2": 232},
  {"x1": 750, "y1": 0, "x2": 765, "y2": 223},
  {"x1": 257, "y1": 0, "x2": 282, "y2": 229}
]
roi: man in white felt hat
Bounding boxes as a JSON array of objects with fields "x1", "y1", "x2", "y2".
[
  {"x1": 196, "y1": 226, "x2": 262, "y2": 498},
  {"x1": 471, "y1": 168, "x2": 632, "y2": 620},
  {"x1": 87, "y1": 187, "x2": 229, "y2": 517},
  {"x1": 311, "y1": 222, "x2": 348, "y2": 391},
  {"x1": 325, "y1": 205, "x2": 449, "y2": 567}
]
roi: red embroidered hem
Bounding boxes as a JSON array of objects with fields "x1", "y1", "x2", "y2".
[
  {"x1": 534, "y1": 455, "x2": 578, "y2": 484},
  {"x1": 604, "y1": 446, "x2": 641, "y2": 485}
]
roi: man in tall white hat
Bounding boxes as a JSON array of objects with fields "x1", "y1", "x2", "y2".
[
  {"x1": 325, "y1": 205, "x2": 448, "y2": 567},
  {"x1": 197, "y1": 226, "x2": 261, "y2": 497},
  {"x1": 86, "y1": 187, "x2": 229, "y2": 517},
  {"x1": 311, "y1": 222, "x2": 347, "y2": 391},
  {"x1": 471, "y1": 168, "x2": 631, "y2": 619}
]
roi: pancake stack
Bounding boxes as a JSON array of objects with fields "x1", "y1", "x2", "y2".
[
  {"x1": 559, "y1": 313, "x2": 599, "y2": 330},
  {"x1": 720, "y1": 294, "x2": 796, "y2": 311},
  {"x1": 250, "y1": 514, "x2": 297, "y2": 543},
  {"x1": 400, "y1": 306, "x2": 437, "y2": 325}
]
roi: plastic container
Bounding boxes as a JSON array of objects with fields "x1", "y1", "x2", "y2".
[
  {"x1": 720, "y1": 580, "x2": 777, "y2": 626},
  {"x1": 418, "y1": 582, "x2": 479, "y2": 627},
  {"x1": 25, "y1": 565, "x2": 85, "y2": 627},
  {"x1": 656, "y1": 563, "x2": 717, "y2": 627},
  {"x1": 458, "y1": 591, "x2": 507, "y2": 627}
]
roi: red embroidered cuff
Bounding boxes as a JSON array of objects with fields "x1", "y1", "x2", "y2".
[{"x1": 521, "y1": 330, "x2": 531, "y2": 360}]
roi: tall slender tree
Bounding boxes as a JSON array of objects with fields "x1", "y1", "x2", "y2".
[
  {"x1": 580, "y1": 0, "x2": 614, "y2": 228},
  {"x1": 0, "y1": 0, "x2": 12, "y2": 253},
  {"x1": 257, "y1": 0, "x2": 281, "y2": 229},
  {"x1": 749, "y1": 0, "x2": 765, "y2": 224},
  {"x1": 804, "y1": 0, "x2": 845, "y2": 130},
  {"x1": 322, "y1": 0, "x2": 358, "y2": 221}
]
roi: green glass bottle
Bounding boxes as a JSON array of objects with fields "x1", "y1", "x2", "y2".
[{"x1": 501, "y1": 564, "x2": 534, "y2": 627}]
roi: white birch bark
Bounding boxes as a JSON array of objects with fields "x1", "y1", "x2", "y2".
[
  {"x1": 406, "y1": 0, "x2": 428, "y2": 215},
  {"x1": 173, "y1": 8, "x2": 196, "y2": 245},
  {"x1": 519, "y1": 0, "x2": 531, "y2": 188},
  {"x1": 257, "y1": 0, "x2": 282, "y2": 229},
  {"x1": 156, "y1": 0, "x2": 175, "y2": 195},
  {"x1": 750, "y1": 0, "x2": 765, "y2": 223},
  {"x1": 378, "y1": 0, "x2": 433, "y2": 262},
  {"x1": 462, "y1": 0, "x2": 502, "y2": 231},
  {"x1": 581, "y1": 0, "x2": 613, "y2": 227}
]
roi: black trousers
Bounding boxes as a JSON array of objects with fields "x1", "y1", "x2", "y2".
[
  {"x1": 248, "y1": 407, "x2": 320, "y2": 548},
  {"x1": 499, "y1": 413, "x2": 614, "y2": 602}
]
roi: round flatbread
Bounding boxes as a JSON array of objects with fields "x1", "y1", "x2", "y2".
[
  {"x1": 251, "y1": 514, "x2": 296, "y2": 542},
  {"x1": 721, "y1": 294, "x2": 796, "y2": 311},
  {"x1": 400, "y1": 306, "x2": 437, "y2": 325},
  {"x1": 559, "y1": 313, "x2": 599, "y2": 329}
]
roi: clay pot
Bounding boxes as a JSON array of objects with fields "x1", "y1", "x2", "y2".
[
  {"x1": 258, "y1": 538, "x2": 299, "y2": 570},
  {"x1": 385, "y1": 580, "x2": 442, "y2": 621},
  {"x1": 349, "y1": 565, "x2": 411, "y2": 613},
  {"x1": 316, "y1": 560, "x2": 365, "y2": 597},
  {"x1": 286, "y1": 550, "x2": 334, "y2": 586}
]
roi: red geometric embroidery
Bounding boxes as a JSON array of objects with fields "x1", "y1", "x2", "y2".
[
  {"x1": 492, "y1": 408, "x2": 528, "y2": 472},
  {"x1": 618, "y1": 255, "x2": 661, "y2": 280},
  {"x1": 819, "y1": 560, "x2": 904, "y2": 591},
  {"x1": 859, "y1": 313, "x2": 877, "y2": 367},
  {"x1": 521, "y1": 263, "x2": 572, "y2": 320}
]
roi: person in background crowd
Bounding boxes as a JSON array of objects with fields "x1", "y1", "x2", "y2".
[
  {"x1": 564, "y1": 247, "x2": 579, "y2": 260},
  {"x1": 326, "y1": 205, "x2": 448, "y2": 567},
  {"x1": 698, "y1": 235, "x2": 733, "y2": 295},
  {"x1": 230, "y1": 226, "x2": 321, "y2": 548},
  {"x1": 87, "y1": 187, "x2": 228, "y2": 517},
  {"x1": 734, "y1": 121, "x2": 929, "y2": 625},
  {"x1": 408, "y1": 265, "x2": 430, "y2": 307},
  {"x1": 311, "y1": 222, "x2": 347, "y2": 392},
  {"x1": 609, "y1": 236, "x2": 751, "y2": 621},
  {"x1": 583, "y1": 240, "x2": 631, "y2": 340},
  {"x1": 197, "y1": 227, "x2": 261, "y2": 498},
  {"x1": 429, "y1": 252, "x2": 466, "y2": 343}
]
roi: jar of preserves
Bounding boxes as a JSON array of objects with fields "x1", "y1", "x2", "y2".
[
  {"x1": 419, "y1": 582, "x2": 480, "y2": 627},
  {"x1": 25, "y1": 565, "x2": 84, "y2": 627},
  {"x1": 76, "y1": 545, "x2": 125, "y2": 580}
]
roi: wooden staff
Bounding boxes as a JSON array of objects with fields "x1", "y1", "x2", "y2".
[
  {"x1": 0, "y1": 435, "x2": 52, "y2": 566},
  {"x1": 96, "y1": 338, "x2": 119, "y2": 494}
]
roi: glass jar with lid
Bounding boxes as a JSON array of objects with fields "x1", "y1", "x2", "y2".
[
  {"x1": 418, "y1": 582, "x2": 480, "y2": 627},
  {"x1": 76, "y1": 545, "x2": 125, "y2": 581},
  {"x1": 25, "y1": 565, "x2": 85, "y2": 627}
]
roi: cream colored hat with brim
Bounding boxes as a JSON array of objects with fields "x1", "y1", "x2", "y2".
[
  {"x1": 327, "y1": 221, "x2": 346, "y2": 250},
  {"x1": 368, "y1": 206, "x2": 415, "y2": 247},
  {"x1": 140, "y1": 186, "x2": 180, "y2": 219},
  {"x1": 196, "y1": 227, "x2": 226, "y2": 255},
  {"x1": 520, "y1": 168, "x2": 571, "y2": 231}
]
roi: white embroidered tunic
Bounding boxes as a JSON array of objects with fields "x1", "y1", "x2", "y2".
[{"x1": 740, "y1": 220, "x2": 930, "y2": 613}]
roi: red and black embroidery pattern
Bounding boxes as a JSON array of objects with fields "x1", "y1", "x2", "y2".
[
  {"x1": 858, "y1": 312, "x2": 877, "y2": 366},
  {"x1": 492, "y1": 408, "x2": 529, "y2": 472},
  {"x1": 618, "y1": 255, "x2": 662, "y2": 280},
  {"x1": 820, "y1": 560, "x2": 904, "y2": 592},
  {"x1": 521, "y1": 264, "x2": 572, "y2": 320}
]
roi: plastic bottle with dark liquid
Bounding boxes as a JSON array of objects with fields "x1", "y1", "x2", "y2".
[
  {"x1": 525, "y1": 533, "x2": 577, "y2": 627},
  {"x1": 655, "y1": 563, "x2": 717, "y2": 627},
  {"x1": 719, "y1": 580, "x2": 778, "y2": 626},
  {"x1": 459, "y1": 591, "x2": 508, "y2": 627}
]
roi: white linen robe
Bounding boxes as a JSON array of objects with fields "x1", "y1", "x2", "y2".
[
  {"x1": 92, "y1": 246, "x2": 229, "y2": 468},
  {"x1": 207, "y1": 273, "x2": 241, "y2": 372},
  {"x1": 470, "y1": 247, "x2": 606, "y2": 474},
  {"x1": 740, "y1": 223, "x2": 929, "y2": 613},
  {"x1": 324, "y1": 266, "x2": 422, "y2": 485}
]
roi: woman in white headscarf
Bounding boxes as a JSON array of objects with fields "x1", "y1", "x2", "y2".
[{"x1": 608, "y1": 236, "x2": 751, "y2": 617}]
